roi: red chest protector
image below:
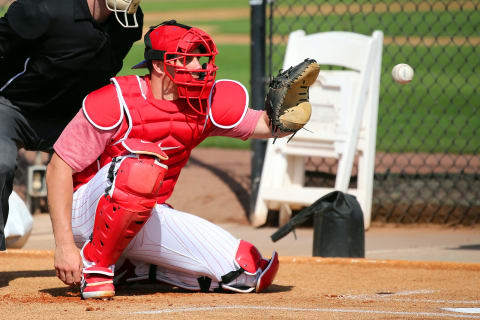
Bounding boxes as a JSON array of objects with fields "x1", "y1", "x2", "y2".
[{"x1": 73, "y1": 75, "x2": 248, "y2": 204}]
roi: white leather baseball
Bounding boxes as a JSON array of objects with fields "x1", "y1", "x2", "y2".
[{"x1": 392, "y1": 63, "x2": 414, "y2": 84}]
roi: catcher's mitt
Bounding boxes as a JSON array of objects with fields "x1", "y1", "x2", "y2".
[{"x1": 265, "y1": 58, "x2": 320, "y2": 140}]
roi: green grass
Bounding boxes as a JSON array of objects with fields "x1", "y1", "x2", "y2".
[
  {"x1": 269, "y1": 41, "x2": 479, "y2": 154},
  {"x1": 273, "y1": 10, "x2": 479, "y2": 37},
  {"x1": 120, "y1": 41, "x2": 479, "y2": 153},
  {"x1": 120, "y1": 43, "x2": 250, "y2": 89},
  {"x1": 155, "y1": 2, "x2": 479, "y2": 37},
  {"x1": 275, "y1": 0, "x2": 475, "y2": 4},
  {"x1": 140, "y1": 0, "x2": 405, "y2": 14},
  {"x1": 117, "y1": 2, "x2": 479, "y2": 153},
  {"x1": 184, "y1": 10, "x2": 479, "y2": 37},
  {"x1": 139, "y1": 0, "x2": 476, "y2": 11},
  {"x1": 2, "y1": 1, "x2": 476, "y2": 153},
  {"x1": 378, "y1": 45, "x2": 479, "y2": 153},
  {"x1": 198, "y1": 136, "x2": 251, "y2": 149},
  {"x1": 140, "y1": 0, "x2": 248, "y2": 13},
  {"x1": 186, "y1": 19, "x2": 251, "y2": 34}
]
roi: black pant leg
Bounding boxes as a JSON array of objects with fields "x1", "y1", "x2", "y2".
[
  {"x1": 0, "y1": 95, "x2": 73, "y2": 250},
  {"x1": 0, "y1": 138, "x2": 19, "y2": 250},
  {"x1": 0, "y1": 97, "x2": 33, "y2": 251}
]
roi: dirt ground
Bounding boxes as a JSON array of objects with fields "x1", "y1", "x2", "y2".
[
  {"x1": 0, "y1": 251, "x2": 479, "y2": 320},
  {"x1": 2, "y1": 2, "x2": 479, "y2": 317},
  {"x1": 3, "y1": 148, "x2": 480, "y2": 319}
]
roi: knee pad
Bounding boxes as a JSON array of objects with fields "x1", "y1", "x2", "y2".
[
  {"x1": 110, "y1": 155, "x2": 167, "y2": 209},
  {"x1": 84, "y1": 155, "x2": 168, "y2": 267},
  {"x1": 221, "y1": 240, "x2": 279, "y2": 293}
]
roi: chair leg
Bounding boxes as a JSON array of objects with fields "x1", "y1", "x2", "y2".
[
  {"x1": 279, "y1": 203, "x2": 292, "y2": 226},
  {"x1": 357, "y1": 152, "x2": 373, "y2": 230},
  {"x1": 252, "y1": 198, "x2": 269, "y2": 227}
]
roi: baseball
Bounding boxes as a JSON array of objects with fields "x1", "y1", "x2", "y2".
[{"x1": 392, "y1": 63, "x2": 414, "y2": 84}]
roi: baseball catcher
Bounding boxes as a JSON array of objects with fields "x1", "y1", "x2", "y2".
[
  {"x1": 47, "y1": 20, "x2": 283, "y2": 300},
  {"x1": 265, "y1": 58, "x2": 320, "y2": 142}
]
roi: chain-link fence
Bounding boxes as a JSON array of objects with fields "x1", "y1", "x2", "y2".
[{"x1": 266, "y1": 0, "x2": 480, "y2": 225}]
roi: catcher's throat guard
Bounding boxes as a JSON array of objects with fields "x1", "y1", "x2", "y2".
[
  {"x1": 106, "y1": 0, "x2": 141, "y2": 28},
  {"x1": 265, "y1": 58, "x2": 320, "y2": 142}
]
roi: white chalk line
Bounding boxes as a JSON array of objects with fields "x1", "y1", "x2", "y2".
[
  {"x1": 443, "y1": 308, "x2": 480, "y2": 314},
  {"x1": 388, "y1": 290, "x2": 435, "y2": 296},
  {"x1": 341, "y1": 290, "x2": 480, "y2": 305},
  {"x1": 132, "y1": 305, "x2": 480, "y2": 318},
  {"x1": 344, "y1": 296, "x2": 480, "y2": 305},
  {"x1": 366, "y1": 246, "x2": 450, "y2": 254}
]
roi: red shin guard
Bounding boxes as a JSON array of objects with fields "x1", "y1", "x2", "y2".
[{"x1": 84, "y1": 156, "x2": 167, "y2": 267}]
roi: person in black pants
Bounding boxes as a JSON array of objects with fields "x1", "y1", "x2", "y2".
[{"x1": 0, "y1": 0, "x2": 143, "y2": 251}]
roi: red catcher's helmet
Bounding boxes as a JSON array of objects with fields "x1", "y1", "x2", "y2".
[{"x1": 132, "y1": 20, "x2": 218, "y2": 115}]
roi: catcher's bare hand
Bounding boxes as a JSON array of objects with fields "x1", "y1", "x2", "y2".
[
  {"x1": 54, "y1": 242, "x2": 82, "y2": 286},
  {"x1": 265, "y1": 58, "x2": 320, "y2": 139}
]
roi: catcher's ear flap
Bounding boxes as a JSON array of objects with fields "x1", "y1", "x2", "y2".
[{"x1": 151, "y1": 60, "x2": 165, "y2": 73}]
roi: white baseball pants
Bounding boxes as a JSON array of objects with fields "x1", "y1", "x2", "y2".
[{"x1": 71, "y1": 160, "x2": 254, "y2": 291}]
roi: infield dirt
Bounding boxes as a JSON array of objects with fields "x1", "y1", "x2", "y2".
[
  {"x1": 2, "y1": 149, "x2": 480, "y2": 319},
  {"x1": 1, "y1": 251, "x2": 479, "y2": 320}
]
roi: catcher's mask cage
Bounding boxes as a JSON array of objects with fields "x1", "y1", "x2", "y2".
[
  {"x1": 139, "y1": 20, "x2": 219, "y2": 115},
  {"x1": 106, "y1": 0, "x2": 141, "y2": 28}
]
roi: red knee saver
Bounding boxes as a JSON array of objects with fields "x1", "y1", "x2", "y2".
[{"x1": 235, "y1": 240, "x2": 280, "y2": 293}]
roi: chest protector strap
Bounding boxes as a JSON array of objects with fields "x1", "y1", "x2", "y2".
[{"x1": 122, "y1": 138, "x2": 169, "y2": 161}]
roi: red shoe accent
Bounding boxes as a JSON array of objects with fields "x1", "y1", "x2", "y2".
[
  {"x1": 256, "y1": 251, "x2": 279, "y2": 293},
  {"x1": 259, "y1": 258, "x2": 269, "y2": 270},
  {"x1": 81, "y1": 266, "x2": 115, "y2": 299},
  {"x1": 235, "y1": 240, "x2": 263, "y2": 274}
]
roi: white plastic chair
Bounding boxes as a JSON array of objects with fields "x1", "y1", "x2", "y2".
[{"x1": 252, "y1": 30, "x2": 383, "y2": 229}]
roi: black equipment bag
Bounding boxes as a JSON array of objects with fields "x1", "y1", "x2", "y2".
[{"x1": 271, "y1": 191, "x2": 365, "y2": 258}]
